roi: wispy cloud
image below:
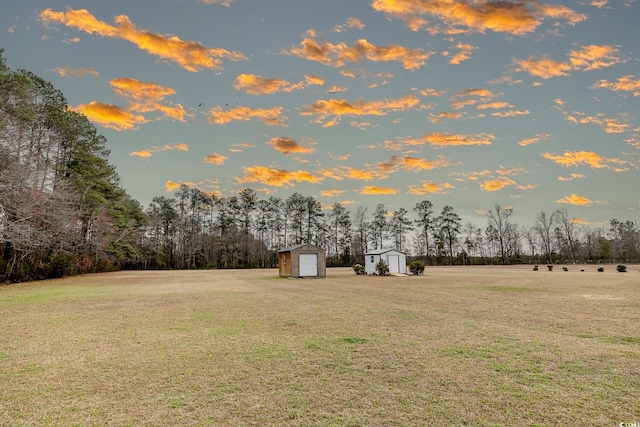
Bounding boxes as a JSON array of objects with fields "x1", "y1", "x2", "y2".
[
  {"x1": 73, "y1": 102, "x2": 146, "y2": 131},
  {"x1": 565, "y1": 112, "x2": 632, "y2": 134},
  {"x1": 407, "y1": 181, "x2": 455, "y2": 195},
  {"x1": 557, "y1": 193, "x2": 592, "y2": 205},
  {"x1": 514, "y1": 45, "x2": 622, "y2": 79},
  {"x1": 591, "y1": 75, "x2": 640, "y2": 96},
  {"x1": 359, "y1": 186, "x2": 400, "y2": 195},
  {"x1": 371, "y1": 0, "x2": 586, "y2": 35},
  {"x1": 130, "y1": 143, "x2": 189, "y2": 158},
  {"x1": 53, "y1": 66, "x2": 99, "y2": 77},
  {"x1": 542, "y1": 150, "x2": 626, "y2": 169},
  {"x1": 518, "y1": 134, "x2": 549, "y2": 146},
  {"x1": 300, "y1": 95, "x2": 420, "y2": 126},
  {"x1": 234, "y1": 73, "x2": 321, "y2": 95},
  {"x1": 285, "y1": 37, "x2": 434, "y2": 70},
  {"x1": 204, "y1": 153, "x2": 227, "y2": 165},
  {"x1": 267, "y1": 137, "x2": 315, "y2": 155},
  {"x1": 237, "y1": 166, "x2": 323, "y2": 186},
  {"x1": 40, "y1": 8, "x2": 246, "y2": 72},
  {"x1": 333, "y1": 17, "x2": 365, "y2": 32},
  {"x1": 208, "y1": 105, "x2": 287, "y2": 126}
]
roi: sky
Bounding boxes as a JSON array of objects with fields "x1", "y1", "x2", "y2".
[{"x1": 2, "y1": 0, "x2": 639, "y2": 228}]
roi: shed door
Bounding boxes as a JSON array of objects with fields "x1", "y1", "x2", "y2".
[
  {"x1": 388, "y1": 255, "x2": 400, "y2": 274},
  {"x1": 299, "y1": 254, "x2": 318, "y2": 276}
]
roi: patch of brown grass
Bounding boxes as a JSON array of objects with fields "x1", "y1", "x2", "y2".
[{"x1": 1, "y1": 265, "x2": 639, "y2": 425}]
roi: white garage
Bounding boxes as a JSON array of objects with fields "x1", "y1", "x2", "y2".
[
  {"x1": 299, "y1": 253, "x2": 318, "y2": 277},
  {"x1": 364, "y1": 248, "x2": 407, "y2": 275}
]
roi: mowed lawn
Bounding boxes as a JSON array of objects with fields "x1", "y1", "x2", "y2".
[{"x1": 1, "y1": 265, "x2": 639, "y2": 426}]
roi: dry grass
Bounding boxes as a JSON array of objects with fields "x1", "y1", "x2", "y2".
[{"x1": 1, "y1": 265, "x2": 639, "y2": 426}]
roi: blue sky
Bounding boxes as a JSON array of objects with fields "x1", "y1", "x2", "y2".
[{"x1": 2, "y1": 0, "x2": 639, "y2": 227}]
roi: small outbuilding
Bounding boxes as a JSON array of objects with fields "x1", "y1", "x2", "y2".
[
  {"x1": 278, "y1": 243, "x2": 326, "y2": 278},
  {"x1": 364, "y1": 248, "x2": 407, "y2": 275}
]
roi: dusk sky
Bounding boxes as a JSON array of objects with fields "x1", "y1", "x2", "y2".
[{"x1": 2, "y1": 0, "x2": 639, "y2": 227}]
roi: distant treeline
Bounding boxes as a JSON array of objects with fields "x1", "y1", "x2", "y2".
[{"x1": 1, "y1": 51, "x2": 638, "y2": 283}]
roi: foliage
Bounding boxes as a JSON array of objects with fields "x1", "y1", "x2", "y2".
[
  {"x1": 617, "y1": 265, "x2": 627, "y2": 272},
  {"x1": 375, "y1": 259, "x2": 390, "y2": 276},
  {"x1": 352, "y1": 264, "x2": 365, "y2": 275},
  {"x1": 547, "y1": 265, "x2": 553, "y2": 271},
  {"x1": 598, "y1": 267, "x2": 604, "y2": 272},
  {"x1": 533, "y1": 265, "x2": 539, "y2": 271},
  {"x1": 408, "y1": 260, "x2": 425, "y2": 275}
]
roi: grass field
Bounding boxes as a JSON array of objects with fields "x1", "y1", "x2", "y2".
[{"x1": 1, "y1": 265, "x2": 639, "y2": 426}]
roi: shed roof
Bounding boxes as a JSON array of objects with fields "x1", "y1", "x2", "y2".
[
  {"x1": 365, "y1": 248, "x2": 406, "y2": 255},
  {"x1": 278, "y1": 243, "x2": 324, "y2": 253}
]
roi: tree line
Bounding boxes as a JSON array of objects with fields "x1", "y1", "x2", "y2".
[{"x1": 1, "y1": 52, "x2": 638, "y2": 283}]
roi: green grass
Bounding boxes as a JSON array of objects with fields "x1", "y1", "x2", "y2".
[{"x1": 1, "y1": 266, "x2": 639, "y2": 426}]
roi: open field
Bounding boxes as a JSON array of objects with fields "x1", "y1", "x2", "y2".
[{"x1": 1, "y1": 265, "x2": 639, "y2": 426}]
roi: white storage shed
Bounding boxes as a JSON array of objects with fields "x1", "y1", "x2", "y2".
[{"x1": 364, "y1": 249, "x2": 407, "y2": 275}]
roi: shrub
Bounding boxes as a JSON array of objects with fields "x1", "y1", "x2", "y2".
[
  {"x1": 409, "y1": 260, "x2": 425, "y2": 276},
  {"x1": 562, "y1": 267, "x2": 568, "y2": 271},
  {"x1": 547, "y1": 265, "x2": 553, "y2": 271},
  {"x1": 352, "y1": 264, "x2": 365, "y2": 275},
  {"x1": 617, "y1": 265, "x2": 627, "y2": 273},
  {"x1": 375, "y1": 259, "x2": 390, "y2": 276},
  {"x1": 598, "y1": 267, "x2": 604, "y2": 272},
  {"x1": 533, "y1": 265, "x2": 538, "y2": 271}
]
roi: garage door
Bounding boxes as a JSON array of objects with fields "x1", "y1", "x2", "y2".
[
  {"x1": 299, "y1": 254, "x2": 318, "y2": 277},
  {"x1": 387, "y1": 255, "x2": 400, "y2": 274}
]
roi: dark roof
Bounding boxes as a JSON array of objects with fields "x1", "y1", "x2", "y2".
[
  {"x1": 364, "y1": 248, "x2": 406, "y2": 256},
  {"x1": 278, "y1": 243, "x2": 324, "y2": 253}
]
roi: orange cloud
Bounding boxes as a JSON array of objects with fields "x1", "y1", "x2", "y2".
[
  {"x1": 448, "y1": 43, "x2": 476, "y2": 64},
  {"x1": 74, "y1": 101, "x2": 146, "y2": 130},
  {"x1": 198, "y1": 0, "x2": 236, "y2": 5},
  {"x1": 301, "y1": 95, "x2": 420, "y2": 126},
  {"x1": 557, "y1": 194, "x2": 592, "y2": 205},
  {"x1": 40, "y1": 8, "x2": 246, "y2": 72},
  {"x1": 237, "y1": 166, "x2": 322, "y2": 187},
  {"x1": 407, "y1": 181, "x2": 455, "y2": 195},
  {"x1": 318, "y1": 166, "x2": 390, "y2": 181},
  {"x1": 359, "y1": 186, "x2": 400, "y2": 195},
  {"x1": 165, "y1": 181, "x2": 181, "y2": 191},
  {"x1": 568, "y1": 45, "x2": 622, "y2": 71},
  {"x1": 333, "y1": 17, "x2": 365, "y2": 32},
  {"x1": 268, "y1": 137, "x2": 314, "y2": 155},
  {"x1": 515, "y1": 44, "x2": 621, "y2": 79},
  {"x1": 53, "y1": 66, "x2": 99, "y2": 78},
  {"x1": 285, "y1": 37, "x2": 434, "y2": 70},
  {"x1": 208, "y1": 105, "x2": 287, "y2": 126},
  {"x1": 428, "y1": 111, "x2": 464, "y2": 123},
  {"x1": 305, "y1": 75, "x2": 325, "y2": 86},
  {"x1": 129, "y1": 150, "x2": 153, "y2": 158},
  {"x1": 425, "y1": 132, "x2": 495, "y2": 148},
  {"x1": 107, "y1": 77, "x2": 187, "y2": 123},
  {"x1": 480, "y1": 177, "x2": 516, "y2": 191},
  {"x1": 205, "y1": 153, "x2": 227, "y2": 165},
  {"x1": 491, "y1": 109, "x2": 530, "y2": 117},
  {"x1": 371, "y1": 0, "x2": 585, "y2": 35},
  {"x1": 558, "y1": 173, "x2": 586, "y2": 181},
  {"x1": 234, "y1": 74, "x2": 308, "y2": 95},
  {"x1": 591, "y1": 75, "x2": 640, "y2": 96},
  {"x1": 518, "y1": 134, "x2": 549, "y2": 146},
  {"x1": 321, "y1": 189, "x2": 346, "y2": 197},
  {"x1": 450, "y1": 88, "x2": 497, "y2": 109},
  {"x1": 566, "y1": 112, "x2": 632, "y2": 134},
  {"x1": 514, "y1": 55, "x2": 572, "y2": 79},
  {"x1": 377, "y1": 155, "x2": 454, "y2": 173},
  {"x1": 129, "y1": 143, "x2": 189, "y2": 158},
  {"x1": 541, "y1": 150, "x2": 619, "y2": 168},
  {"x1": 420, "y1": 88, "x2": 446, "y2": 97}
]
